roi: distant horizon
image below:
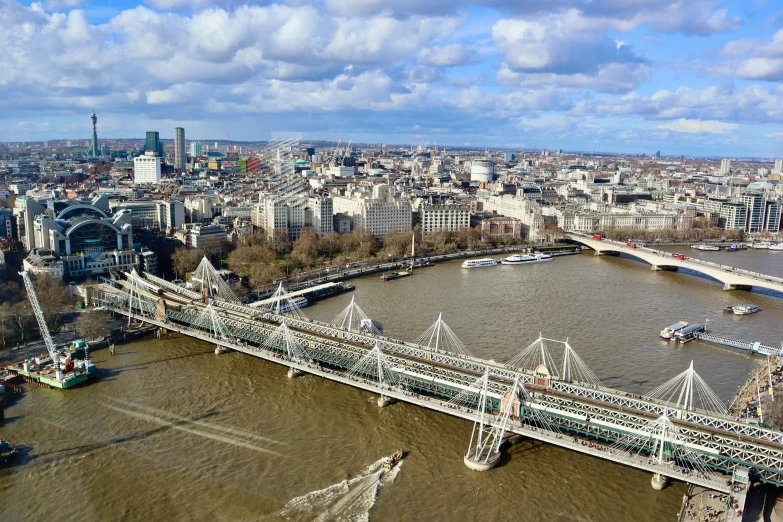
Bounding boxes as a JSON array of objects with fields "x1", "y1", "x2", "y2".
[{"x1": 3, "y1": 137, "x2": 780, "y2": 163}]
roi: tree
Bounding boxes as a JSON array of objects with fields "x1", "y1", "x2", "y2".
[
  {"x1": 33, "y1": 274, "x2": 71, "y2": 328},
  {"x1": 318, "y1": 231, "x2": 342, "y2": 258},
  {"x1": 269, "y1": 229, "x2": 292, "y2": 256},
  {"x1": 172, "y1": 247, "x2": 201, "y2": 278},
  {"x1": 290, "y1": 229, "x2": 319, "y2": 265},
  {"x1": 0, "y1": 302, "x2": 13, "y2": 348},
  {"x1": 75, "y1": 309, "x2": 110, "y2": 340}
]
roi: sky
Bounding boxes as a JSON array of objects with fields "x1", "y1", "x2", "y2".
[{"x1": 1, "y1": 0, "x2": 783, "y2": 157}]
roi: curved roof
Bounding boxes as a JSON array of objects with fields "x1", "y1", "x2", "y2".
[
  {"x1": 65, "y1": 218, "x2": 121, "y2": 237},
  {"x1": 57, "y1": 204, "x2": 108, "y2": 220}
]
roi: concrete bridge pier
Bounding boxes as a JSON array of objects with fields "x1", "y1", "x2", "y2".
[
  {"x1": 651, "y1": 265, "x2": 679, "y2": 271},
  {"x1": 287, "y1": 367, "x2": 304, "y2": 379},
  {"x1": 651, "y1": 473, "x2": 669, "y2": 491},
  {"x1": 723, "y1": 283, "x2": 753, "y2": 291},
  {"x1": 464, "y1": 448, "x2": 502, "y2": 471},
  {"x1": 377, "y1": 395, "x2": 393, "y2": 407}
]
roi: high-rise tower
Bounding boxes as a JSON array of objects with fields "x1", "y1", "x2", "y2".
[
  {"x1": 174, "y1": 127, "x2": 186, "y2": 170},
  {"x1": 91, "y1": 112, "x2": 99, "y2": 157}
]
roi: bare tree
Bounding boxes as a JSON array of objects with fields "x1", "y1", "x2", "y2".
[{"x1": 75, "y1": 309, "x2": 111, "y2": 340}]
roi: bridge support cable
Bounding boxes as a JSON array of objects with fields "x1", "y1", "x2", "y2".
[
  {"x1": 262, "y1": 283, "x2": 309, "y2": 320},
  {"x1": 260, "y1": 321, "x2": 308, "y2": 362},
  {"x1": 414, "y1": 313, "x2": 472, "y2": 357},
  {"x1": 126, "y1": 270, "x2": 159, "y2": 326},
  {"x1": 608, "y1": 415, "x2": 720, "y2": 486},
  {"x1": 467, "y1": 374, "x2": 522, "y2": 469},
  {"x1": 329, "y1": 296, "x2": 381, "y2": 335},
  {"x1": 192, "y1": 256, "x2": 240, "y2": 303},
  {"x1": 345, "y1": 343, "x2": 402, "y2": 391},
  {"x1": 506, "y1": 335, "x2": 603, "y2": 387},
  {"x1": 191, "y1": 303, "x2": 235, "y2": 344},
  {"x1": 646, "y1": 361, "x2": 729, "y2": 417}
]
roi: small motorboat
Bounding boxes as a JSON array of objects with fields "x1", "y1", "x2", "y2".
[
  {"x1": 382, "y1": 450, "x2": 403, "y2": 470},
  {"x1": 0, "y1": 440, "x2": 18, "y2": 468}
]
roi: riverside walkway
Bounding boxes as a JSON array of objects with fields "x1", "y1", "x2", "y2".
[
  {"x1": 567, "y1": 233, "x2": 783, "y2": 295},
  {"x1": 90, "y1": 261, "x2": 783, "y2": 498}
]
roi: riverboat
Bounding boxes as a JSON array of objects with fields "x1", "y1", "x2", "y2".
[
  {"x1": 500, "y1": 253, "x2": 553, "y2": 265},
  {"x1": 769, "y1": 243, "x2": 783, "y2": 251},
  {"x1": 277, "y1": 296, "x2": 308, "y2": 313},
  {"x1": 382, "y1": 450, "x2": 403, "y2": 470},
  {"x1": 381, "y1": 271, "x2": 410, "y2": 281},
  {"x1": 692, "y1": 244, "x2": 720, "y2": 251},
  {"x1": 461, "y1": 258, "x2": 497, "y2": 269},
  {"x1": 660, "y1": 321, "x2": 688, "y2": 340},
  {"x1": 724, "y1": 304, "x2": 760, "y2": 315},
  {"x1": 674, "y1": 324, "x2": 706, "y2": 344}
]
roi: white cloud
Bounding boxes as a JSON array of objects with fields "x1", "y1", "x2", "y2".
[
  {"x1": 655, "y1": 118, "x2": 738, "y2": 134},
  {"x1": 418, "y1": 44, "x2": 480, "y2": 67}
]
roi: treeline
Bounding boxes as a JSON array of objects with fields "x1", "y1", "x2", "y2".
[
  {"x1": 169, "y1": 226, "x2": 523, "y2": 290},
  {"x1": 0, "y1": 274, "x2": 72, "y2": 349}
]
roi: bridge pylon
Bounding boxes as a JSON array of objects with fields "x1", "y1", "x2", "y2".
[
  {"x1": 346, "y1": 342, "x2": 401, "y2": 407},
  {"x1": 414, "y1": 313, "x2": 472, "y2": 357}
]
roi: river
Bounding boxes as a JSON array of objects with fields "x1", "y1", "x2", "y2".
[{"x1": 3, "y1": 247, "x2": 783, "y2": 521}]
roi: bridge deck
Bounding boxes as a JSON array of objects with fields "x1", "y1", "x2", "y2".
[{"x1": 93, "y1": 274, "x2": 783, "y2": 490}]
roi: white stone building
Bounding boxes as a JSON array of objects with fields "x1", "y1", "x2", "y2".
[{"x1": 332, "y1": 184, "x2": 412, "y2": 239}]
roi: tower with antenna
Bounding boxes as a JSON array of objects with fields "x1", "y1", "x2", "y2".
[{"x1": 90, "y1": 112, "x2": 99, "y2": 157}]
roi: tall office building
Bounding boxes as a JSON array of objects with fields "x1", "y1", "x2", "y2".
[
  {"x1": 190, "y1": 141, "x2": 203, "y2": 157},
  {"x1": 774, "y1": 159, "x2": 783, "y2": 174},
  {"x1": 145, "y1": 131, "x2": 162, "y2": 156},
  {"x1": 720, "y1": 158, "x2": 731, "y2": 176},
  {"x1": 134, "y1": 155, "x2": 162, "y2": 184},
  {"x1": 174, "y1": 127, "x2": 186, "y2": 170},
  {"x1": 90, "y1": 112, "x2": 99, "y2": 157}
]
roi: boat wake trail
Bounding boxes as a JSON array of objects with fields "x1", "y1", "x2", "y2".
[{"x1": 280, "y1": 457, "x2": 403, "y2": 522}]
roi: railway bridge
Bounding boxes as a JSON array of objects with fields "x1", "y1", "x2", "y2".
[
  {"x1": 91, "y1": 259, "x2": 783, "y2": 501},
  {"x1": 567, "y1": 233, "x2": 783, "y2": 294}
]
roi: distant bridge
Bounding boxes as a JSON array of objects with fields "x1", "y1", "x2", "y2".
[{"x1": 567, "y1": 233, "x2": 783, "y2": 295}]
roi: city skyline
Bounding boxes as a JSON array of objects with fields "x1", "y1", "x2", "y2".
[{"x1": 2, "y1": 0, "x2": 783, "y2": 157}]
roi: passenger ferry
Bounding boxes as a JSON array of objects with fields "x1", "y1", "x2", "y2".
[
  {"x1": 461, "y1": 258, "x2": 497, "y2": 269},
  {"x1": 674, "y1": 324, "x2": 706, "y2": 344},
  {"x1": 660, "y1": 321, "x2": 688, "y2": 340},
  {"x1": 692, "y1": 244, "x2": 720, "y2": 251},
  {"x1": 769, "y1": 243, "x2": 783, "y2": 251},
  {"x1": 277, "y1": 296, "x2": 308, "y2": 313},
  {"x1": 724, "y1": 304, "x2": 760, "y2": 315},
  {"x1": 500, "y1": 252, "x2": 553, "y2": 265}
]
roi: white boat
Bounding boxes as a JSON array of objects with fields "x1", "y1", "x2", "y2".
[
  {"x1": 769, "y1": 243, "x2": 783, "y2": 251},
  {"x1": 277, "y1": 296, "x2": 309, "y2": 313},
  {"x1": 501, "y1": 252, "x2": 553, "y2": 265},
  {"x1": 727, "y1": 304, "x2": 760, "y2": 315},
  {"x1": 461, "y1": 258, "x2": 497, "y2": 268},
  {"x1": 693, "y1": 244, "x2": 720, "y2": 251},
  {"x1": 751, "y1": 242, "x2": 771, "y2": 249},
  {"x1": 660, "y1": 321, "x2": 688, "y2": 340}
]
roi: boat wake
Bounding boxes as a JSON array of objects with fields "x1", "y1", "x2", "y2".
[{"x1": 280, "y1": 457, "x2": 403, "y2": 522}]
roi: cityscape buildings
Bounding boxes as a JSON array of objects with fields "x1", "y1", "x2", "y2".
[{"x1": 133, "y1": 155, "x2": 161, "y2": 184}]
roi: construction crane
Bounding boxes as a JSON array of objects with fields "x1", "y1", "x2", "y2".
[{"x1": 20, "y1": 271, "x2": 63, "y2": 381}]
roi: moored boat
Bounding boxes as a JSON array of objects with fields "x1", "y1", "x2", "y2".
[
  {"x1": 769, "y1": 243, "x2": 783, "y2": 251},
  {"x1": 381, "y1": 271, "x2": 410, "y2": 281},
  {"x1": 693, "y1": 244, "x2": 720, "y2": 251},
  {"x1": 674, "y1": 324, "x2": 706, "y2": 343},
  {"x1": 660, "y1": 321, "x2": 688, "y2": 340},
  {"x1": 461, "y1": 258, "x2": 497, "y2": 269},
  {"x1": 500, "y1": 252, "x2": 553, "y2": 265}
]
